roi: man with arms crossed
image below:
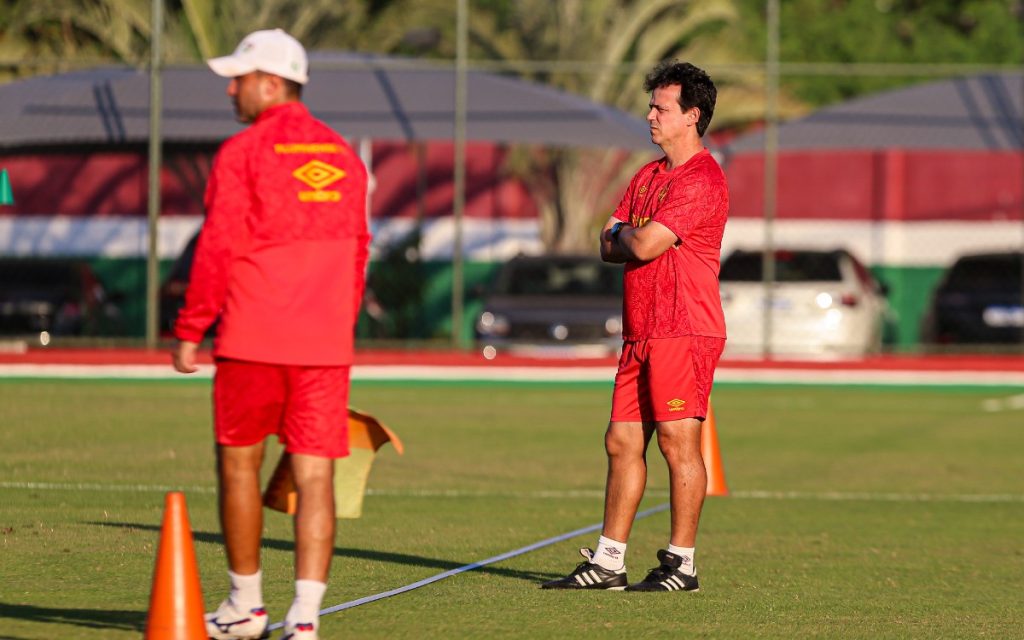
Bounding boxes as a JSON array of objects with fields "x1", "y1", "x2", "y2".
[
  {"x1": 172, "y1": 29, "x2": 369, "y2": 639},
  {"x1": 542, "y1": 61, "x2": 728, "y2": 592}
]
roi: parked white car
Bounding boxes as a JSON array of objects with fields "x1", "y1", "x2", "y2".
[{"x1": 719, "y1": 248, "x2": 892, "y2": 358}]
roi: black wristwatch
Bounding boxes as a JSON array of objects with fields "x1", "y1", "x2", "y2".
[{"x1": 610, "y1": 221, "x2": 626, "y2": 240}]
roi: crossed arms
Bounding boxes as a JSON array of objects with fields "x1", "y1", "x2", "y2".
[{"x1": 599, "y1": 216, "x2": 680, "y2": 264}]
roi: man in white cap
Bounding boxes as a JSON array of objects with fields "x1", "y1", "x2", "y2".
[{"x1": 172, "y1": 28, "x2": 370, "y2": 640}]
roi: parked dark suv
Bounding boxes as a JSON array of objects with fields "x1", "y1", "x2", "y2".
[
  {"x1": 0, "y1": 258, "x2": 121, "y2": 344},
  {"x1": 475, "y1": 255, "x2": 623, "y2": 357},
  {"x1": 921, "y1": 251, "x2": 1024, "y2": 345}
]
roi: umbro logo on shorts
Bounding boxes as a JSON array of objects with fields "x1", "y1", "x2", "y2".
[{"x1": 667, "y1": 398, "x2": 687, "y2": 411}]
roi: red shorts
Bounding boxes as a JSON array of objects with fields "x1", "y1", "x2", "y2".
[
  {"x1": 213, "y1": 359, "x2": 351, "y2": 458},
  {"x1": 610, "y1": 335, "x2": 725, "y2": 423}
]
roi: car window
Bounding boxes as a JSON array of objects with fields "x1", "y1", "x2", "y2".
[
  {"x1": 944, "y1": 255, "x2": 1022, "y2": 290},
  {"x1": 719, "y1": 251, "x2": 842, "y2": 283},
  {"x1": 0, "y1": 261, "x2": 80, "y2": 291},
  {"x1": 498, "y1": 260, "x2": 622, "y2": 296}
]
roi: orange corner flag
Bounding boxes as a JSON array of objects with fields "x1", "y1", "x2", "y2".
[
  {"x1": 701, "y1": 401, "x2": 729, "y2": 496},
  {"x1": 264, "y1": 407, "x2": 403, "y2": 519},
  {"x1": 145, "y1": 492, "x2": 207, "y2": 639}
]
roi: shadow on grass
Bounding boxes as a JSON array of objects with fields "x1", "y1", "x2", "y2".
[
  {"x1": 0, "y1": 602, "x2": 145, "y2": 633},
  {"x1": 90, "y1": 522, "x2": 558, "y2": 584}
]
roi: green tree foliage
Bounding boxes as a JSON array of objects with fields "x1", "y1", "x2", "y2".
[{"x1": 735, "y1": 0, "x2": 1024, "y2": 106}]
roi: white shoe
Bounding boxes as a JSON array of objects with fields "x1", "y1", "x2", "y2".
[
  {"x1": 280, "y1": 621, "x2": 318, "y2": 640},
  {"x1": 205, "y1": 599, "x2": 270, "y2": 640}
]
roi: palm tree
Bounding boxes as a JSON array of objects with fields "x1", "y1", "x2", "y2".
[{"x1": 461, "y1": 0, "x2": 785, "y2": 252}]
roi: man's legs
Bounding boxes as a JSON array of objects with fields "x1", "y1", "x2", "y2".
[
  {"x1": 290, "y1": 453, "x2": 336, "y2": 581},
  {"x1": 539, "y1": 421, "x2": 654, "y2": 590},
  {"x1": 656, "y1": 417, "x2": 705, "y2": 548},
  {"x1": 621, "y1": 417, "x2": 705, "y2": 593},
  {"x1": 217, "y1": 442, "x2": 267, "y2": 574},
  {"x1": 283, "y1": 452, "x2": 335, "y2": 636},
  {"x1": 601, "y1": 421, "x2": 656, "y2": 542},
  {"x1": 207, "y1": 442, "x2": 271, "y2": 639}
]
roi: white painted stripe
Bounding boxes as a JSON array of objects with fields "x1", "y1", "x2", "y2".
[
  {"x1": 0, "y1": 215, "x2": 544, "y2": 262},
  {"x1": 3, "y1": 215, "x2": 1022, "y2": 266},
  {"x1": 370, "y1": 217, "x2": 544, "y2": 261},
  {"x1": 0, "y1": 215, "x2": 202, "y2": 259},
  {"x1": 723, "y1": 219, "x2": 1024, "y2": 268},
  {"x1": 3, "y1": 362, "x2": 1024, "y2": 387},
  {"x1": 2, "y1": 481, "x2": 1022, "y2": 504}
]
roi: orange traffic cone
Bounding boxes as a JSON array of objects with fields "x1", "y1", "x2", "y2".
[
  {"x1": 144, "y1": 492, "x2": 207, "y2": 639},
  {"x1": 701, "y1": 401, "x2": 729, "y2": 496}
]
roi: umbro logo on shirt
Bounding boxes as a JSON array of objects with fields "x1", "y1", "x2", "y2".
[{"x1": 292, "y1": 159, "x2": 346, "y2": 202}]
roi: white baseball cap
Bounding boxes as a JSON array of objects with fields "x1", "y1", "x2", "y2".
[{"x1": 207, "y1": 29, "x2": 309, "y2": 85}]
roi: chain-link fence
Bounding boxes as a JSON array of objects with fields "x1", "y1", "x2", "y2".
[{"x1": 1, "y1": 4, "x2": 1021, "y2": 355}]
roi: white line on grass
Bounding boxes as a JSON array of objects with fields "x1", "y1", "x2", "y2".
[
  {"x1": 0, "y1": 481, "x2": 217, "y2": 494},
  {"x1": 266, "y1": 502, "x2": 671, "y2": 633},
  {"x1": 3, "y1": 481, "x2": 1023, "y2": 504},
  {"x1": 980, "y1": 393, "x2": 1024, "y2": 412}
]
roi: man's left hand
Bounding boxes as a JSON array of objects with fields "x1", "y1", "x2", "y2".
[{"x1": 172, "y1": 340, "x2": 201, "y2": 374}]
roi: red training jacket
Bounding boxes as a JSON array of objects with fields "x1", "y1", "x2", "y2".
[{"x1": 174, "y1": 102, "x2": 370, "y2": 365}]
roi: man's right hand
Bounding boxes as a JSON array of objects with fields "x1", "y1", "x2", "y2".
[{"x1": 172, "y1": 340, "x2": 200, "y2": 374}]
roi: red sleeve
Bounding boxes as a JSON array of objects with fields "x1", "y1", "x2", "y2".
[
  {"x1": 612, "y1": 169, "x2": 641, "y2": 222},
  {"x1": 654, "y1": 167, "x2": 724, "y2": 242},
  {"x1": 173, "y1": 140, "x2": 252, "y2": 343}
]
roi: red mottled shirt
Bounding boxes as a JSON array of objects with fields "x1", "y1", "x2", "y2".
[
  {"x1": 174, "y1": 101, "x2": 370, "y2": 365},
  {"x1": 612, "y1": 148, "x2": 728, "y2": 340}
]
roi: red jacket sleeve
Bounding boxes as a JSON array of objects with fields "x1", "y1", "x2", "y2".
[{"x1": 173, "y1": 140, "x2": 252, "y2": 343}]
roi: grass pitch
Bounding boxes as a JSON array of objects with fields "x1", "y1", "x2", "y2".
[{"x1": 2, "y1": 378, "x2": 1023, "y2": 639}]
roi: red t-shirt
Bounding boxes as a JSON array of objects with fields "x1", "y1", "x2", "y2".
[
  {"x1": 613, "y1": 148, "x2": 728, "y2": 341},
  {"x1": 174, "y1": 102, "x2": 370, "y2": 365}
]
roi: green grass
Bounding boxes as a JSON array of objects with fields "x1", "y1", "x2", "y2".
[{"x1": 2, "y1": 379, "x2": 1023, "y2": 639}]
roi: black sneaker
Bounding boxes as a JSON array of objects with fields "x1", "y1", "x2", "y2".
[
  {"x1": 540, "y1": 548, "x2": 628, "y2": 590},
  {"x1": 625, "y1": 549, "x2": 699, "y2": 592}
]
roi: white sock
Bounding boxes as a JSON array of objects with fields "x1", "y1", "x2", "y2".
[
  {"x1": 286, "y1": 579, "x2": 327, "y2": 626},
  {"x1": 228, "y1": 569, "x2": 263, "y2": 609},
  {"x1": 667, "y1": 544, "x2": 696, "y2": 576},
  {"x1": 592, "y1": 535, "x2": 627, "y2": 572}
]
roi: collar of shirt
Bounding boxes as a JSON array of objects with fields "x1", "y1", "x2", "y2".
[
  {"x1": 654, "y1": 147, "x2": 709, "y2": 176},
  {"x1": 254, "y1": 101, "x2": 308, "y2": 125}
]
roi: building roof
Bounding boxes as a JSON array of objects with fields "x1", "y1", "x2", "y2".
[
  {"x1": 0, "y1": 53, "x2": 655, "y2": 151},
  {"x1": 727, "y1": 72, "x2": 1023, "y2": 153}
]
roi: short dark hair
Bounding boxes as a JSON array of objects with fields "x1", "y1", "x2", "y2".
[
  {"x1": 643, "y1": 61, "x2": 716, "y2": 137},
  {"x1": 283, "y1": 78, "x2": 303, "y2": 100},
  {"x1": 255, "y1": 71, "x2": 304, "y2": 100}
]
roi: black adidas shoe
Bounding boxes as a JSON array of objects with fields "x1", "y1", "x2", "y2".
[
  {"x1": 625, "y1": 549, "x2": 699, "y2": 592},
  {"x1": 541, "y1": 548, "x2": 628, "y2": 590}
]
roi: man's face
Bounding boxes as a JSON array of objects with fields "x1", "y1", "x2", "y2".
[
  {"x1": 227, "y1": 72, "x2": 272, "y2": 123},
  {"x1": 646, "y1": 84, "x2": 695, "y2": 147}
]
